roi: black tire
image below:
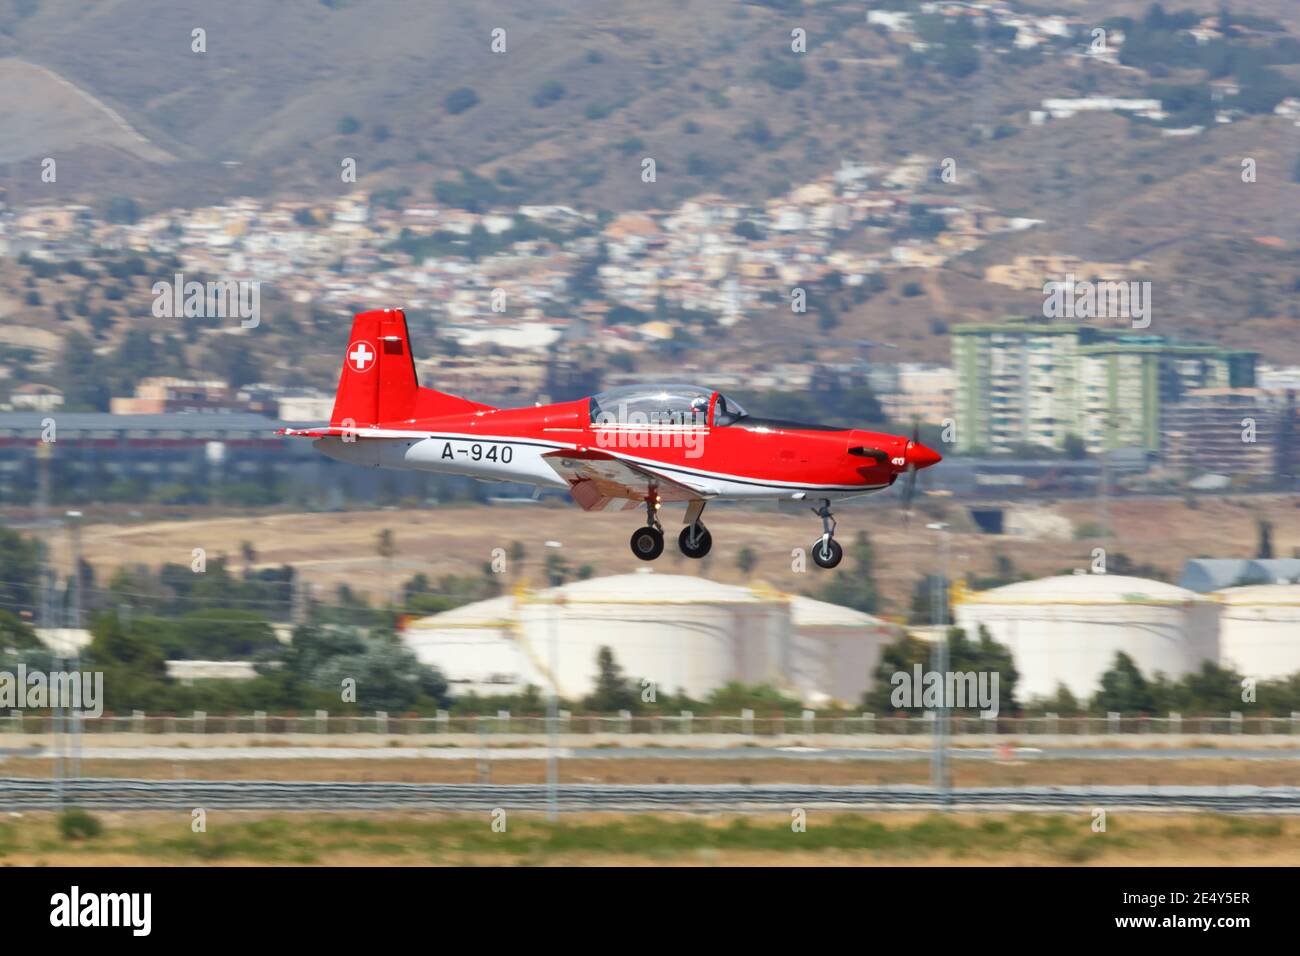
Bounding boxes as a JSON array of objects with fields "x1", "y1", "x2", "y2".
[
  {"x1": 677, "y1": 524, "x2": 712, "y2": 559},
  {"x1": 630, "y1": 526, "x2": 664, "y2": 561},
  {"x1": 811, "y1": 536, "x2": 843, "y2": 569}
]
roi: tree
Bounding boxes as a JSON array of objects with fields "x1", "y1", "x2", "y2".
[
  {"x1": 0, "y1": 528, "x2": 40, "y2": 616},
  {"x1": 531, "y1": 79, "x2": 565, "y2": 108},
  {"x1": 82, "y1": 610, "x2": 172, "y2": 711},
  {"x1": 57, "y1": 331, "x2": 110, "y2": 411},
  {"x1": 583, "y1": 646, "x2": 637, "y2": 712},
  {"x1": 1040, "y1": 682, "x2": 1081, "y2": 715},
  {"x1": 156, "y1": 609, "x2": 278, "y2": 659},
  {"x1": 543, "y1": 551, "x2": 569, "y2": 586},
  {"x1": 376, "y1": 529, "x2": 396, "y2": 604},
  {"x1": 1257, "y1": 519, "x2": 1274, "y2": 559},
  {"x1": 103, "y1": 196, "x2": 140, "y2": 225},
  {"x1": 255, "y1": 623, "x2": 448, "y2": 712},
  {"x1": 1092, "y1": 651, "x2": 1155, "y2": 714},
  {"x1": 863, "y1": 626, "x2": 1019, "y2": 715},
  {"x1": 444, "y1": 87, "x2": 479, "y2": 114},
  {"x1": 313, "y1": 633, "x2": 448, "y2": 712},
  {"x1": 756, "y1": 55, "x2": 806, "y2": 91},
  {"x1": 705, "y1": 681, "x2": 802, "y2": 715},
  {"x1": 818, "y1": 531, "x2": 879, "y2": 613},
  {"x1": 0, "y1": 609, "x2": 40, "y2": 653},
  {"x1": 907, "y1": 573, "x2": 949, "y2": 625},
  {"x1": 508, "y1": 540, "x2": 526, "y2": 579},
  {"x1": 1174, "y1": 662, "x2": 1245, "y2": 715}
]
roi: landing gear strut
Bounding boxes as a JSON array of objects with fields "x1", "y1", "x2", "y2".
[
  {"x1": 811, "y1": 498, "x2": 843, "y2": 569},
  {"x1": 630, "y1": 491, "x2": 665, "y2": 561},
  {"x1": 678, "y1": 500, "x2": 712, "y2": 559}
]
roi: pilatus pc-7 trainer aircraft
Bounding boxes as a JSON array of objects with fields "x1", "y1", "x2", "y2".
[{"x1": 283, "y1": 310, "x2": 941, "y2": 568}]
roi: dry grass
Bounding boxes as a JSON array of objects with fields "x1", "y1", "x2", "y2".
[
  {"x1": 0, "y1": 810, "x2": 1295, "y2": 867},
  {"x1": 3, "y1": 756, "x2": 1296, "y2": 787},
  {"x1": 69, "y1": 494, "x2": 1300, "y2": 613}
]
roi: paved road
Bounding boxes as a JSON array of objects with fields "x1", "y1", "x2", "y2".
[
  {"x1": 2, "y1": 778, "x2": 1297, "y2": 812},
  {"x1": 10, "y1": 745, "x2": 1300, "y2": 761}
]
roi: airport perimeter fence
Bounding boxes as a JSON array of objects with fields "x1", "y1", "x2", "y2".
[{"x1": 6, "y1": 711, "x2": 1300, "y2": 737}]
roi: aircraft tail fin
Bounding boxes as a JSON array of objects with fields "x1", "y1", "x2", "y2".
[{"x1": 329, "y1": 309, "x2": 494, "y2": 427}]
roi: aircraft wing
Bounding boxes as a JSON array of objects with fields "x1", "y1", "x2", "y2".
[
  {"x1": 278, "y1": 426, "x2": 355, "y2": 438},
  {"x1": 542, "y1": 449, "x2": 717, "y2": 512}
]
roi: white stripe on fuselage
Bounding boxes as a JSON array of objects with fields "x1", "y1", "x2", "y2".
[{"x1": 314, "y1": 428, "x2": 886, "y2": 499}]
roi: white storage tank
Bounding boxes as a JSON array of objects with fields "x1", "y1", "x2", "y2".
[
  {"x1": 520, "y1": 572, "x2": 789, "y2": 699},
  {"x1": 953, "y1": 574, "x2": 1220, "y2": 701},
  {"x1": 787, "y1": 596, "x2": 903, "y2": 706},
  {"x1": 403, "y1": 571, "x2": 790, "y2": 700},
  {"x1": 1215, "y1": 584, "x2": 1300, "y2": 679},
  {"x1": 402, "y1": 595, "x2": 537, "y2": 696}
]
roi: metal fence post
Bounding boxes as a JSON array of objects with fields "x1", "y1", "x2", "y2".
[
  {"x1": 681, "y1": 710, "x2": 692, "y2": 735},
  {"x1": 741, "y1": 708, "x2": 754, "y2": 736},
  {"x1": 193, "y1": 710, "x2": 205, "y2": 735},
  {"x1": 315, "y1": 709, "x2": 328, "y2": 734},
  {"x1": 802, "y1": 708, "x2": 814, "y2": 735}
]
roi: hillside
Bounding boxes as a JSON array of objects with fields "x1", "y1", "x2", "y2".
[{"x1": 2, "y1": 0, "x2": 1299, "y2": 377}]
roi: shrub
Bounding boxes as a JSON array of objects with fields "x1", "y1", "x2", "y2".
[
  {"x1": 59, "y1": 808, "x2": 103, "y2": 841},
  {"x1": 532, "y1": 80, "x2": 565, "y2": 108},
  {"x1": 444, "y1": 87, "x2": 479, "y2": 115}
]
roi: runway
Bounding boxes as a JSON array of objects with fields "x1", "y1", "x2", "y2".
[
  {"x1": 9, "y1": 745, "x2": 1300, "y2": 761},
  {"x1": 2, "y1": 778, "x2": 1297, "y2": 812}
]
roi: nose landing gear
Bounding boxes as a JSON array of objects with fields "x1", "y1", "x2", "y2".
[{"x1": 810, "y1": 499, "x2": 843, "y2": 569}]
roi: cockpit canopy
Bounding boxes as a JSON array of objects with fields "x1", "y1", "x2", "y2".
[{"x1": 589, "y1": 384, "x2": 749, "y2": 428}]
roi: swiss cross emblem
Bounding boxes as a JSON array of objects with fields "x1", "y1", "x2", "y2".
[{"x1": 347, "y1": 341, "x2": 376, "y2": 373}]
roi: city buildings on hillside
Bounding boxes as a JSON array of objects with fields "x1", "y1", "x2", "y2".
[
  {"x1": 7, "y1": 383, "x2": 64, "y2": 412},
  {"x1": 952, "y1": 320, "x2": 1258, "y2": 456},
  {"x1": 109, "y1": 377, "x2": 237, "y2": 415},
  {"x1": 1162, "y1": 389, "x2": 1296, "y2": 480},
  {"x1": 873, "y1": 363, "x2": 957, "y2": 426}
]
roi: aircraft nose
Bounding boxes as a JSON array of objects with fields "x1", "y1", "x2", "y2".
[{"x1": 907, "y1": 441, "x2": 942, "y2": 470}]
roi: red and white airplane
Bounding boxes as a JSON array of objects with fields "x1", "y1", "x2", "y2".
[{"x1": 282, "y1": 309, "x2": 941, "y2": 568}]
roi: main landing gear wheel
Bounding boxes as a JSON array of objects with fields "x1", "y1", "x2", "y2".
[
  {"x1": 678, "y1": 523, "x2": 712, "y2": 559},
  {"x1": 812, "y1": 536, "x2": 843, "y2": 569},
  {"x1": 630, "y1": 526, "x2": 664, "y2": 561}
]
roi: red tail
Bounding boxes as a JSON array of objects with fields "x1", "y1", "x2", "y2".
[{"x1": 330, "y1": 309, "x2": 494, "y2": 427}]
